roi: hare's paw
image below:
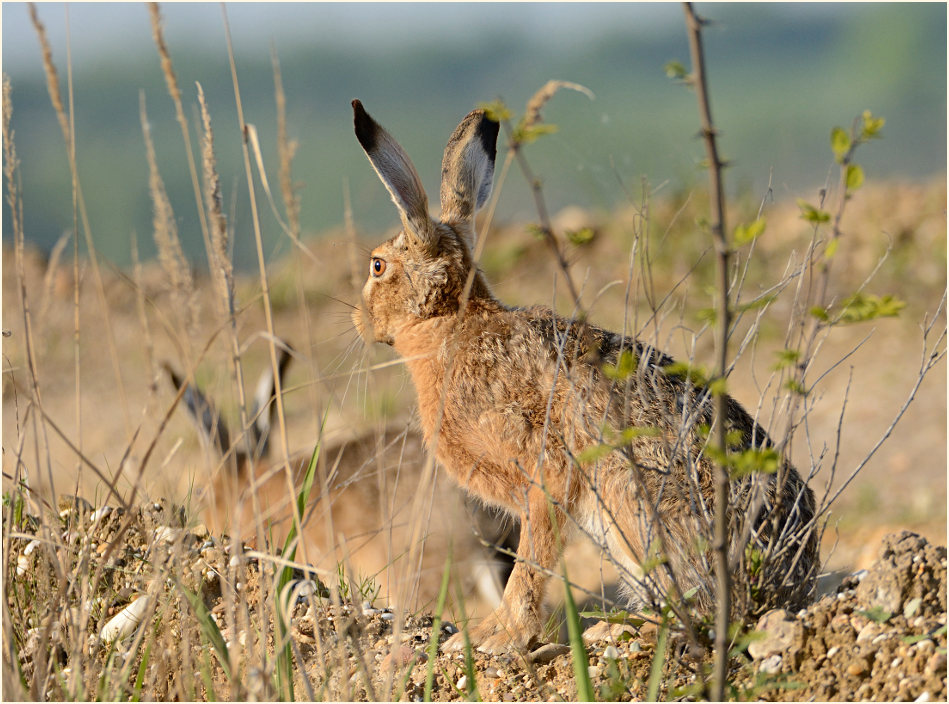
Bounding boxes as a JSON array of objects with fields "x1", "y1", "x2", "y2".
[{"x1": 441, "y1": 610, "x2": 542, "y2": 654}]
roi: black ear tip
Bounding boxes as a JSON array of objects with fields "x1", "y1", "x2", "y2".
[
  {"x1": 352, "y1": 99, "x2": 378, "y2": 151},
  {"x1": 476, "y1": 112, "x2": 500, "y2": 157}
]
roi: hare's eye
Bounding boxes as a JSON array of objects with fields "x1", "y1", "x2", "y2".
[{"x1": 370, "y1": 257, "x2": 386, "y2": 277}]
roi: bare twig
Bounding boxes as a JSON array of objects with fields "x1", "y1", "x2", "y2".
[{"x1": 683, "y1": 3, "x2": 731, "y2": 698}]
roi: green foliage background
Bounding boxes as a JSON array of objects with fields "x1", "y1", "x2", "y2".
[{"x1": 3, "y1": 3, "x2": 945, "y2": 269}]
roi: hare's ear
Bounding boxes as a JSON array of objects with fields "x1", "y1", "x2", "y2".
[
  {"x1": 352, "y1": 100, "x2": 435, "y2": 249},
  {"x1": 439, "y1": 109, "x2": 499, "y2": 235},
  {"x1": 163, "y1": 362, "x2": 231, "y2": 458},
  {"x1": 248, "y1": 343, "x2": 293, "y2": 461}
]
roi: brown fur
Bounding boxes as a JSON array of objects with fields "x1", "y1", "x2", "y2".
[
  {"x1": 164, "y1": 359, "x2": 516, "y2": 615},
  {"x1": 351, "y1": 101, "x2": 818, "y2": 652}
]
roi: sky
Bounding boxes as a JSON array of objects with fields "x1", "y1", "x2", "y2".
[{"x1": 3, "y1": 2, "x2": 845, "y2": 74}]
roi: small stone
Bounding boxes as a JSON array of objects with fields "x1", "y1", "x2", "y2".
[
  {"x1": 847, "y1": 660, "x2": 868, "y2": 677},
  {"x1": 748, "y1": 610, "x2": 803, "y2": 660},
  {"x1": 759, "y1": 654, "x2": 782, "y2": 675},
  {"x1": 381, "y1": 644, "x2": 422, "y2": 671},
  {"x1": 603, "y1": 644, "x2": 619, "y2": 660},
  {"x1": 484, "y1": 667, "x2": 499, "y2": 679},
  {"x1": 529, "y1": 643, "x2": 570, "y2": 664},
  {"x1": 915, "y1": 692, "x2": 931, "y2": 703},
  {"x1": 915, "y1": 639, "x2": 936, "y2": 654},
  {"x1": 456, "y1": 675, "x2": 467, "y2": 691},
  {"x1": 629, "y1": 640, "x2": 642, "y2": 653},
  {"x1": 380, "y1": 612, "x2": 395, "y2": 621},
  {"x1": 924, "y1": 652, "x2": 947, "y2": 675},
  {"x1": 857, "y1": 622, "x2": 883, "y2": 643}
]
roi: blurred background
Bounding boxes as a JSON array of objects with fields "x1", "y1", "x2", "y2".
[
  {"x1": 3, "y1": 2, "x2": 946, "y2": 268},
  {"x1": 2, "y1": 3, "x2": 946, "y2": 578}
]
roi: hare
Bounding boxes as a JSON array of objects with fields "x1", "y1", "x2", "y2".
[
  {"x1": 163, "y1": 346, "x2": 518, "y2": 614},
  {"x1": 351, "y1": 100, "x2": 819, "y2": 653}
]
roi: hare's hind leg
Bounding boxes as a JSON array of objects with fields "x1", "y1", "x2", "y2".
[{"x1": 443, "y1": 485, "x2": 564, "y2": 654}]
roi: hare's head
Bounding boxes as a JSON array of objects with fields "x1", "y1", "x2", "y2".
[{"x1": 351, "y1": 100, "x2": 500, "y2": 345}]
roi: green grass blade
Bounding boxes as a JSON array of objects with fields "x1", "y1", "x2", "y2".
[
  {"x1": 645, "y1": 615, "x2": 670, "y2": 702},
  {"x1": 423, "y1": 554, "x2": 452, "y2": 702},
  {"x1": 177, "y1": 583, "x2": 231, "y2": 681},
  {"x1": 274, "y1": 424, "x2": 325, "y2": 702},
  {"x1": 131, "y1": 639, "x2": 152, "y2": 702},
  {"x1": 563, "y1": 565, "x2": 595, "y2": 702}
]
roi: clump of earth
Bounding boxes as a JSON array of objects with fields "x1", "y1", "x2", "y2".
[{"x1": 6, "y1": 499, "x2": 947, "y2": 701}]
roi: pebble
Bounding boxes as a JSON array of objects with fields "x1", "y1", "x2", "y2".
[
  {"x1": 924, "y1": 652, "x2": 946, "y2": 675},
  {"x1": 915, "y1": 639, "x2": 935, "y2": 655},
  {"x1": 380, "y1": 612, "x2": 394, "y2": 621},
  {"x1": 847, "y1": 660, "x2": 867, "y2": 677},
  {"x1": 759, "y1": 654, "x2": 782, "y2": 675},
  {"x1": 456, "y1": 675, "x2": 467, "y2": 691},
  {"x1": 857, "y1": 622, "x2": 882, "y2": 643},
  {"x1": 915, "y1": 692, "x2": 931, "y2": 703},
  {"x1": 89, "y1": 507, "x2": 112, "y2": 524},
  {"x1": 99, "y1": 595, "x2": 150, "y2": 643},
  {"x1": 484, "y1": 667, "x2": 499, "y2": 679},
  {"x1": 529, "y1": 643, "x2": 570, "y2": 664},
  {"x1": 603, "y1": 644, "x2": 619, "y2": 660}
]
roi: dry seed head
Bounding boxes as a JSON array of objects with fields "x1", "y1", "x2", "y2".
[
  {"x1": 197, "y1": 82, "x2": 233, "y2": 309},
  {"x1": 140, "y1": 92, "x2": 197, "y2": 333},
  {"x1": 28, "y1": 4, "x2": 69, "y2": 142},
  {"x1": 148, "y1": 3, "x2": 181, "y2": 106}
]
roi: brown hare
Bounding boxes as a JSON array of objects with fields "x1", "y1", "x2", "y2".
[
  {"x1": 351, "y1": 100, "x2": 819, "y2": 653},
  {"x1": 164, "y1": 346, "x2": 517, "y2": 614}
]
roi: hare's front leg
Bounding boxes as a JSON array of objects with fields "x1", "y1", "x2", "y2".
[{"x1": 444, "y1": 486, "x2": 564, "y2": 654}]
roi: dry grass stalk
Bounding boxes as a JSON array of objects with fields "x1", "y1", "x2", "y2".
[
  {"x1": 197, "y1": 82, "x2": 233, "y2": 316},
  {"x1": 27, "y1": 4, "x2": 68, "y2": 144},
  {"x1": 28, "y1": 2, "x2": 132, "y2": 430},
  {"x1": 130, "y1": 234, "x2": 158, "y2": 391},
  {"x1": 272, "y1": 48, "x2": 301, "y2": 241},
  {"x1": 221, "y1": 5, "x2": 299, "y2": 557},
  {"x1": 139, "y1": 92, "x2": 198, "y2": 338},
  {"x1": 148, "y1": 1, "x2": 212, "y2": 261}
]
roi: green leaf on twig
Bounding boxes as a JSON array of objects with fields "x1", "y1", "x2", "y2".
[
  {"x1": 664, "y1": 60, "x2": 689, "y2": 80},
  {"x1": 831, "y1": 126, "x2": 851, "y2": 162},
  {"x1": 478, "y1": 100, "x2": 511, "y2": 123},
  {"x1": 797, "y1": 199, "x2": 831, "y2": 224},
  {"x1": 825, "y1": 237, "x2": 840, "y2": 260},
  {"x1": 513, "y1": 123, "x2": 558, "y2": 145},
  {"x1": 663, "y1": 361, "x2": 711, "y2": 387},
  {"x1": 860, "y1": 110, "x2": 885, "y2": 140},
  {"x1": 602, "y1": 349, "x2": 638, "y2": 380},
  {"x1": 846, "y1": 163, "x2": 865, "y2": 191},
  {"x1": 772, "y1": 348, "x2": 801, "y2": 371},
  {"x1": 784, "y1": 378, "x2": 807, "y2": 395},
  {"x1": 838, "y1": 292, "x2": 905, "y2": 324},
  {"x1": 566, "y1": 227, "x2": 596, "y2": 246},
  {"x1": 733, "y1": 218, "x2": 766, "y2": 246}
]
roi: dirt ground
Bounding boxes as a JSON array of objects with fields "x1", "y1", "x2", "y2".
[{"x1": 6, "y1": 499, "x2": 946, "y2": 701}]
